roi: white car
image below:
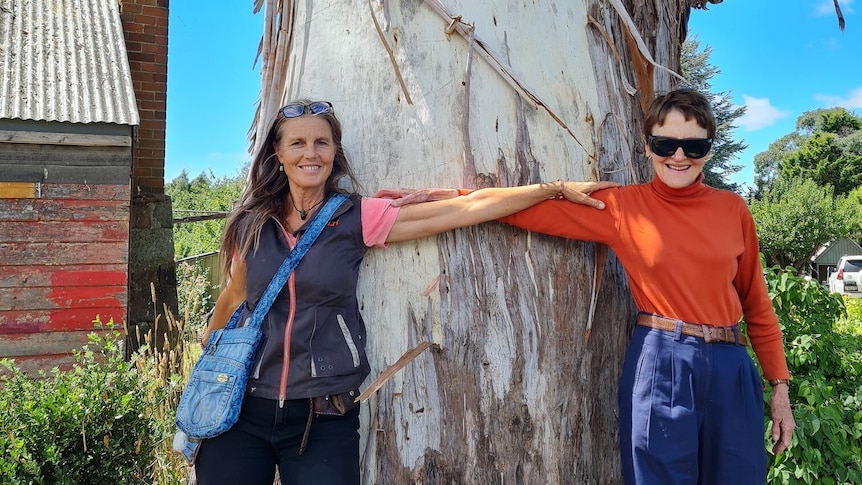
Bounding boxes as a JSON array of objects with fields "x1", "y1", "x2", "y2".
[{"x1": 828, "y1": 255, "x2": 862, "y2": 296}]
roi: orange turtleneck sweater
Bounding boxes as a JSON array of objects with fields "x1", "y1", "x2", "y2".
[{"x1": 498, "y1": 176, "x2": 790, "y2": 380}]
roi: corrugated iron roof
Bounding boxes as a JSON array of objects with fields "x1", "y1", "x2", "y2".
[{"x1": 0, "y1": 0, "x2": 139, "y2": 125}]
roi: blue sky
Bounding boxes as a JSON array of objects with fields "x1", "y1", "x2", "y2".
[
  {"x1": 688, "y1": 0, "x2": 861, "y2": 188},
  {"x1": 165, "y1": 3, "x2": 261, "y2": 183},
  {"x1": 165, "y1": 1, "x2": 861, "y2": 189}
]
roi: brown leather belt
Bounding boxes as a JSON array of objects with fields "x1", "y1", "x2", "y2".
[{"x1": 637, "y1": 313, "x2": 748, "y2": 346}]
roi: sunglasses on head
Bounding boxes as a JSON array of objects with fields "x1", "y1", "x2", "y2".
[
  {"x1": 277, "y1": 101, "x2": 334, "y2": 119},
  {"x1": 648, "y1": 135, "x2": 713, "y2": 159}
]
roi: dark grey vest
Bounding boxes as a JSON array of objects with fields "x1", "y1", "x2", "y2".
[{"x1": 240, "y1": 195, "x2": 371, "y2": 400}]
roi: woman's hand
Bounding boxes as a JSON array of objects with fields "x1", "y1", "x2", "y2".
[
  {"x1": 559, "y1": 180, "x2": 620, "y2": 209},
  {"x1": 769, "y1": 383, "x2": 795, "y2": 454},
  {"x1": 373, "y1": 188, "x2": 463, "y2": 207}
]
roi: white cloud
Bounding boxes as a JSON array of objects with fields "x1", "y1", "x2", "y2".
[
  {"x1": 737, "y1": 96, "x2": 789, "y2": 131},
  {"x1": 815, "y1": 86, "x2": 862, "y2": 109},
  {"x1": 815, "y1": 0, "x2": 855, "y2": 16}
]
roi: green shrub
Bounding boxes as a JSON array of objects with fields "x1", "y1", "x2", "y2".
[
  {"x1": 837, "y1": 296, "x2": 862, "y2": 336},
  {"x1": 0, "y1": 320, "x2": 174, "y2": 485},
  {"x1": 763, "y1": 266, "x2": 862, "y2": 484}
]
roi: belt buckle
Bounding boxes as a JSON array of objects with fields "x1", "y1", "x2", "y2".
[{"x1": 701, "y1": 325, "x2": 715, "y2": 343}]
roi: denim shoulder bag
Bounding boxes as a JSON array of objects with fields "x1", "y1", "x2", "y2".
[{"x1": 173, "y1": 193, "x2": 347, "y2": 462}]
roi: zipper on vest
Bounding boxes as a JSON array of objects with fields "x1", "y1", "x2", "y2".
[
  {"x1": 279, "y1": 270, "x2": 297, "y2": 408},
  {"x1": 276, "y1": 219, "x2": 298, "y2": 409}
]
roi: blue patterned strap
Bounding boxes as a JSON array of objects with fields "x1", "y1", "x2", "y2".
[{"x1": 231, "y1": 193, "x2": 348, "y2": 330}]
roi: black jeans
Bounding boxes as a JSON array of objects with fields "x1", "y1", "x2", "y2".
[{"x1": 195, "y1": 396, "x2": 361, "y2": 485}]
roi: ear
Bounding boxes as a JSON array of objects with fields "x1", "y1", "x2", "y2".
[{"x1": 271, "y1": 140, "x2": 282, "y2": 161}]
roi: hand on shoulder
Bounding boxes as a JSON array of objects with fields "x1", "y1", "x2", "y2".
[{"x1": 560, "y1": 180, "x2": 621, "y2": 210}]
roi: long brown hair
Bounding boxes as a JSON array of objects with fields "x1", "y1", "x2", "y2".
[{"x1": 218, "y1": 99, "x2": 361, "y2": 287}]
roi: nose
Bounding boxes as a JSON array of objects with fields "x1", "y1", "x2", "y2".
[
  {"x1": 672, "y1": 147, "x2": 687, "y2": 160},
  {"x1": 302, "y1": 144, "x2": 319, "y2": 159}
]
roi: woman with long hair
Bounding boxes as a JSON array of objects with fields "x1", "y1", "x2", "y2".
[{"x1": 193, "y1": 99, "x2": 617, "y2": 485}]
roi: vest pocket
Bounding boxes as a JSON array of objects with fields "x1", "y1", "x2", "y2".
[
  {"x1": 337, "y1": 314, "x2": 362, "y2": 368},
  {"x1": 310, "y1": 307, "x2": 365, "y2": 378}
]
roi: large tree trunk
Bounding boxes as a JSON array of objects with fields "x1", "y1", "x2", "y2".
[{"x1": 253, "y1": 1, "x2": 689, "y2": 482}]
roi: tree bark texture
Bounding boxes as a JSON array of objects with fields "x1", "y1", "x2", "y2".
[{"x1": 252, "y1": 1, "x2": 690, "y2": 483}]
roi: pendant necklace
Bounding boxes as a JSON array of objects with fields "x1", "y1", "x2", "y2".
[{"x1": 289, "y1": 193, "x2": 325, "y2": 220}]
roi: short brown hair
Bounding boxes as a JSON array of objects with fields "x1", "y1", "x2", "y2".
[{"x1": 642, "y1": 89, "x2": 716, "y2": 139}]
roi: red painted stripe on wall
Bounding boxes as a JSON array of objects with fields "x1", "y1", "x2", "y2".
[
  {"x1": 0, "y1": 307, "x2": 126, "y2": 333},
  {"x1": 0, "y1": 264, "x2": 127, "y2": 288},
  {"x1": 0, "y1": 285, "x2": 126, "y2": 311},
  {"x1": 51, "y1": 269, "x2": 128, "y2": 286},
  {"x1": 47, "y1": 285, "x2": 124, "y2": 309}
]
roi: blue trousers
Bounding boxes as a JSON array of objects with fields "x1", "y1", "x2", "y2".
[
  {"x1": 618, "y1": 324, "x2": 766, "y2": 485},
  {"x1": 195, "y1": 396, "x2": 360, "y2": 485}
]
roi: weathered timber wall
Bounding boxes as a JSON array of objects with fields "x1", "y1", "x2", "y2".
[{"x1": 0, "y1": 123, "x2": 132, "y2": 373}]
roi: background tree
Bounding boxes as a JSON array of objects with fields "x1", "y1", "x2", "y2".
[
  {"x1": 797, "y1": 106, "x2": 862, "y2": 135},
  {"x1": 753, "y1": 133, "x2": 804, "y2": 199},
  {"x1": 166, "y1": 170, "x2": 244, "y2": 258},
  {"x1": 750, "y1": 177, "x2": 855, "y2": 271},
  {"x1": 844, "y1": 186, "x2": 862, "y2": 242},
  {"x1": 680, "y1": 36, "x2": 747, "y2": 193},
  {"x1": 754, "y1": 108, "x2": 862, "y2": 197},
  {"x1": 781, "y1": 111, "x2": 862, "y2": 197}
]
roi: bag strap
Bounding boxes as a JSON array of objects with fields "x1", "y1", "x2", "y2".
[{"x1": 229, "y1": 193, "x2": 348, "y2": 330}]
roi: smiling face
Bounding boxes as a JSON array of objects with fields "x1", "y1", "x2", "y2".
[
  {"x1": 645, "y1": 109, "x2": 710, "y2": 189},
  {"x1": 273, "y1": 116, "x2": 336, "y2": 195}
]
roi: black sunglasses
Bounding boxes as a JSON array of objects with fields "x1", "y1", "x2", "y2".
[
  {"x1": 277, "y1": 101, "x2": 333, "y2": 119},
  {"x1": 648, "y1": 136, "x2": 713, "y2": 159}
]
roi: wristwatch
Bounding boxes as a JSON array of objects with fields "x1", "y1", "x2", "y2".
[{"x1": 768, "y1": 378, "x2": 790, "y2": 387}]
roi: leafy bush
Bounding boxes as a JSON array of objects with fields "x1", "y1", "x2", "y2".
[
  {"x1": 762, "y1": 266, "x2": 862, "y2": 484},
  {"x1": 837, "y1": 296, "x2": 862, "y2": 336},
  {"x1": 0, "y1": 320, "x2": 174, "y2": 484}
]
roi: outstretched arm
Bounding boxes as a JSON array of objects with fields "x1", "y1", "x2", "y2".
[
  {"x1": 384, "y1": 180, "x2": 619, "y2": 243},
  {"x1": 373, "y1": 187, "x2": 464, "y2": 205}
]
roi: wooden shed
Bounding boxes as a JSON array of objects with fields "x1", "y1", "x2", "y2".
[{"x1": 0, "y1": 0, "x2": 139, "y2": 373}]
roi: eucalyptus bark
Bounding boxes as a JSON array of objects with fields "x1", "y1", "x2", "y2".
[{"x1": 252, "y1": 1, "x2": 691, "y2": 482}]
